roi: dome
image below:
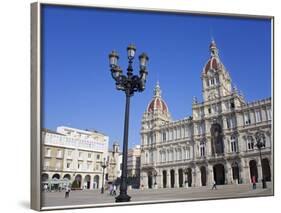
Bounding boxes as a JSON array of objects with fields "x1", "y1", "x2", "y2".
[
  {"x1": 204, "y1": 57, "x2": 221, "y2": 74},
  {"x1": 146, "y1": 82, "x2": 169, "y2": 115}
]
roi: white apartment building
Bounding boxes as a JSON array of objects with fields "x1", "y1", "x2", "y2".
[{"x1": 42, "y1": 126, "x2": 109, "y2": 190}]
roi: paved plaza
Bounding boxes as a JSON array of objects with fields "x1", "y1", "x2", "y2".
[{"x1": 42, "y1": 183, "x2": 273, "y2": 209}]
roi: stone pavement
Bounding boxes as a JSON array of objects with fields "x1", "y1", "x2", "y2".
[{"x1": 42, "y1": 183, "x2": 273, "y2": 210}]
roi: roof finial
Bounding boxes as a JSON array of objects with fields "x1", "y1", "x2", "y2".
[
  {"x1": 154, "y1": 81, "x2": 161, "y2": 97},
  {"x1": 209, "y1": 39, "x2": 219, "y2": 57}
]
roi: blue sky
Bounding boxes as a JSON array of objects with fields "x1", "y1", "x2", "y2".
[{"x1": 42, "y1": 5, "x2": 271, "y2": 149}]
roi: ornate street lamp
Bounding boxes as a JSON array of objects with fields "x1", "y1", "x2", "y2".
[
  {"x1": 108, "y1": 44, "x2": 149, "y2": 202},
  {"x1": 101, "y1": 158, "x2": 108, "y2": 194},
  {"x1": 255, "y1": 132, "x2": 267, "y2": 189}
]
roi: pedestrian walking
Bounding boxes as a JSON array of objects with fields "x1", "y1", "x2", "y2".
[
  {"x1": 65, "y1": 185, "x2": 70, "y2": 198},
  {"x1": 211, "y1": 180, "x2": 217, "y2": 190},
  {"x1": 43, "y1": 184, "x2": 48, "y2": 192},
  {"x1": 112, "y1": 184, "x2": 117, "y2": 196},
  {"x1": 109, "y1": 184, "x2": 113, "y2": 196},
  {"x1": 252, "y1": 176, "x2": 256, "y2": 190}
]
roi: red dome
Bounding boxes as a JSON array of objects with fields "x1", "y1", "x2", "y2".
[
  {"x1": 204, "y1": 57, "x2": 221, "y2": 73},
  {"x1": 147, "y1": 97, "x2": 168, "y2": 113},
  {"x1": 146, "y1": 82, "x2": 169, "y2": 115}
]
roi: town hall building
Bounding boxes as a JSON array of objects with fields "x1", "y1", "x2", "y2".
[{"x1": 140, "y1": 40, "x2": 272, "y2": 189}]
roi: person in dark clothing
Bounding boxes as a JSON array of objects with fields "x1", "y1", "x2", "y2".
[{"x1": 252, "y1": 176, "x2": 256, "y2": 190}]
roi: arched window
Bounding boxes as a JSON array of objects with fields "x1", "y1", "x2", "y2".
[
  {"x1": 145, "y1": 152, "x2": 148, "y2": 164},
  {"x1": 162, "y1": 151, "x2": 164, "y2": 162},
  {"x1": 162, "y1": 131, "x2": 166, "y2": 142},
  {"x1": 149, "y1": 151, "x2": 153, "y2": 163},
  {"x1": 170, "y1": 149, "x2": 173, "y2": 161},
  {"x1": 247, "y1": 136, "x2": 254, "y2": 150},
  {"x1": 230, "y1": 135, "x2": 238, "y2": 152},
  {"x1": 200, "y1": 141, "x2": 206, "y2": 157},
  {"x1": 178, "y1": 148, "x2": 182, "y2": 160}
]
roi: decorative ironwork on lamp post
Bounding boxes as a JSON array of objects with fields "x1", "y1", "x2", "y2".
[
  {"x1": 101, "y1": 157, "x2": 108, "y2": 194},
  {"x1": 255, "y1": 132, "x2": 267, "y2": 189},
  {"x1": 108, "y1": 44, "x2": 149, "y2": 202}
]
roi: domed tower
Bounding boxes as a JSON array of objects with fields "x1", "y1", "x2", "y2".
[
  {"x1": 141, "y1": 82, "x2": 171, "y2": 150},
  {"x1": 141, "y1": 82, "x2": 171, "y2": 131},
  {"x1": 201, "y1": 40, "x2": 232, "y2": 101}
]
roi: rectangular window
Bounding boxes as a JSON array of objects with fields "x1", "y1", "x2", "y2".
[
  {"x1": 255, "y1": 110, "x2": 262, "y2": 123},
  {"x1": 247, "y1": 137, "x2": 254, "y2": 150},
  {"x1": 66, "y1": 162, "x2": 71, "y2": 169},
  {"x1": 162, "y1": 131, "x2": 166, "y2": 142},
  {"x1": 56, "y1": 161, "x2": 61, "y2": 169},
  {"x1": 45, "y1": 148, "x2": 51, "y2": 157},
  {"x1": 230, "y1": 101, "x2": 235, "y2": 109},
  {"x1": 244, "y1": 113, "x2": 251, "y2": 125},
  {"x1": 44, "y1": 160, "x2": 50, "y2": 168},
  {"x1": 226, "y1": 118, "x2": 230, "y2": 129},
  {"x1": 78, "y1": 162, "x2": 82, "y2": 170},
  {"x1": 200, "y1": 146, "x2": 205, "y2": 157},
  {"x1": 88, "y1": 153, "x2": 91, "y2": 159},
  {"x1": 68, "y1": 150, "x2": 72, "y2": 157},
  {"x1": 267, "y1": 108, "x2": 271, "y2": 120},
  {"x1": 79, "y1": 152, "x2": 82, "y2": 158},
  {"x1": 208, "y1": 107, "x2": 211, "y2": 114},
  {"x1": 96, "y1": 154, "x2": 100, "y2": 160},
  {"x1": 56, "y1": 149, "x2": 62, "y2": 158}
]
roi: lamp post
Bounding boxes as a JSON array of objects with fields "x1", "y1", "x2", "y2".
[
  {"x1": 101, "y1": 158, "x2": 107, "y2": 194},
  {"x1": 255, "y1": 132, "x2": 267, "y2": 189},
  {"x1": 108, "y1": 44, "x2": 149, "y2": 202}
]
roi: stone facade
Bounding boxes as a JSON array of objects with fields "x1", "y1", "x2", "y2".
[
  {"x1": 140, "y1": 41, "x2": 272, "y2": 189},
  {"x1": 127, "y1": 145, "x2": 141, "y2": 188},
  {"x1": 106, "y1": 143, "x2": 122, "y2": 183}
]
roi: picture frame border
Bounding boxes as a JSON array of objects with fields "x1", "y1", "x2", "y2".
[{"x1": 30, "y1": 1, "x2": 274, "y2": 211}]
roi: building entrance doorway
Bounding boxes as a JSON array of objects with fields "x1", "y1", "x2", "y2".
[
  {"x1": 249, "y1": 160, "x2": 258, "y2": 182},
  {"x1": 148, "y1": 172, "x2": 153, "y2": 189},
  {"x1": 262, "y1": 158, "x2": 271, "y2": 181},
  {"x1": 213, "y1": 164, "x2": 225, "y2": 185},
  {"x1": 178, "y1": 169, "x2": 183, "y2": 187},
  {"x1": 163, "y1": 170, "x2": 167, "y2": 188},
  {"x1": 170, "y1": 170, "x2": 175, "y2": 188},
  {"x1": 200, "y1": 166, "x2": 207, "y2": 186}
]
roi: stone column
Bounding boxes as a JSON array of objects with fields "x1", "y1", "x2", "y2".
[
  {"x1": 156, "y1": 169, "x2": 161, "y2": 188},
  {"x1": 225, "y1": 162, "x2": 233, "y2": 184},
  {"x1": 206, "y1": 139, "x2": 212, "y2": 157},
  {"x1": 175, "y1": 169, "x2": 179, "y2": 188},
  {"x1": 195, "y1": 166, "x2": 201, "y2": 187},
  {"x1": 257, "y1": 161, "x2": 263, "y2": 183},
  {"x1": 207, "y1": 164, "x2": 214, "y2": 186},
  {"x1": 192, "y1": 167, "x2": 196, "y2": 187},
  {"x1": 141, "y1": 171, "x2": 148, "y2": 189},
  {"x1": 167, "y1": 171, "x2": 171, "y2": 188},
  {"x1": 240, "y1": 159, "x2": 250, "y2": 184}
]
